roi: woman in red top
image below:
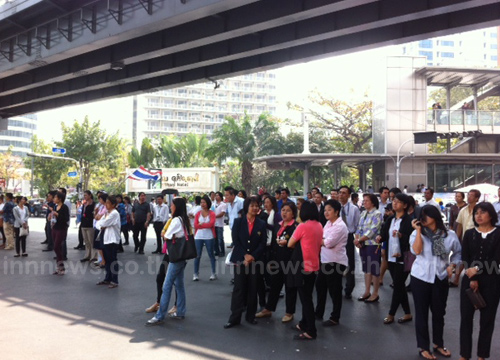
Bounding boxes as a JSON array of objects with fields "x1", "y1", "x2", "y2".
[
  {"x1": 194, "y1": 195, "x2": 217, "y2": 281},
  {"x1": 288, "y1": 201, "x2": 323, "y2": 340}
]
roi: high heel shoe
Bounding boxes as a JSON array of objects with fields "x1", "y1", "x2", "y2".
[
  {"x1": 364, "y1": 295, "x2": 379, "y2": 303},
  {"x1": 357, "y1": 293, "x2": 371, "y2": 301}
]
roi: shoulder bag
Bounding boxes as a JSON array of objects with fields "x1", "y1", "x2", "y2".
[{"x1": 167, "y1": 219, "x2": 197, "y2": 263}]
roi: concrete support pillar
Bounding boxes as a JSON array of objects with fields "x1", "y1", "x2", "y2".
[{"x1": 303, "y1": 163, "x2": 310, "y2": 195}]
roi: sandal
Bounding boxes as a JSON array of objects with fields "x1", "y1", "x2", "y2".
[
  {"x1": 293, "y1": 332, "x2": 315, "y2": 340},
  {"x1": 108, "y1": 283, "x2": 119, "y2": 289},
  {"x1": 433, "y1": 346, "x2": 451, "y2": 358},
  {"x1": 383, "y1": 315, "x2": 394, "y2": 325},
  {"x1": 419, "y1": 350, "x2": 436, "y2": 359},
  {"x1": 291, "y1": 324, "x2": 303, "y2": 332},
  {"x1": 398, "y1": 315, "x2": 413, "y2": 323}
]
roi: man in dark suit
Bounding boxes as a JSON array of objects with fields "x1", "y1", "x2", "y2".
[
  {"x1": 225, "y1": 197, "x2": 267, "y2": 329},
  {"x1": 314, "y1": 192, "x2": 327, "y2": 226}
]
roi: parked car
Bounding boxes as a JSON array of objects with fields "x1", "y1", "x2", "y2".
[{"x1": 28, "y1": 198, "x2": 47, "y2": 217}]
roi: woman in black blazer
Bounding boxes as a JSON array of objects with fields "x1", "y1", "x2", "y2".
[
  {"x1": 459, "y1": 202, "x2": 500, "y2": 360},
  {"x1": 256, "y1": 202, "x2": 298, "y2": 322},
  {"x1": 224, "y1": 196, "x2": 267, "y2": 329},
  {"x1": 378, "y1": 193, "x2": 414, "y2": 325}
]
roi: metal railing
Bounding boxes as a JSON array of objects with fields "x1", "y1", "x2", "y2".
[{"x1": 427, "y1": 110, "x2": 500, "y2": 132}]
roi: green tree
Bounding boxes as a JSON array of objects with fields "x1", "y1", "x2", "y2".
[
  {"x1": 58, "y1": 117, "x2": 126, "y2": 191},
  {"x1": 207, "y1": 113, "x2": 285, "y2": 194},
  {"x1": 30, "y1": 136, "x2": 70, "y2": 196},
  {"x1": 0, "y1": 147, "x2": 26, "y2": 192},
  {"x1": 128, "y1": 138, "x2": 156, "y2": 168}
]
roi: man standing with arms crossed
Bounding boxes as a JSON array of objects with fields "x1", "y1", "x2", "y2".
[
  {"x1": 449, "y1": 189, "x2": 480, "y2": 287},
  {"x1": 338, "y1": 186, "x2": 360, "y2": 299},
  {"x1": 132, "y1": 192, "x2": 152, "y2": 254},
  {"x1": 151, "y1": 195, "x2": 169, "y2": 254}
]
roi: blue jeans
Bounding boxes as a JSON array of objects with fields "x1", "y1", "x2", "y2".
[
  {"x1": 215, "y1": 227, "x2": 225, "y2": 256},
  {"x1": 155, "y1": 260, "x2": 186, "y2": 319},
  {"x1": 194, "y1": 239, "x2": 216, "y2": 275}
]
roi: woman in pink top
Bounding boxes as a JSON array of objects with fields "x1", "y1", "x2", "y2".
[
  {"x1": 193, "y1": 195, "x2": 217, "y2": 281},
  {"x1": 288, "y1": 201, "x2": 323, "y2": 340},
  {"x1": 315, "y1": 199, "x2": 349, "y2": 327}
]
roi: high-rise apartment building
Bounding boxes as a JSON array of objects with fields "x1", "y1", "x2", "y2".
[
  {"x1": 0, "y1": 114, "x2": 36, "y2": 156},
  {"x1": 133, "y1": 71, "x2": 277, "y2": 147},
  {"x1": 401, "y1": 27, "x2": 500, "y2": 67}
]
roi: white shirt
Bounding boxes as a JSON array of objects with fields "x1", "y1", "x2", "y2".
[
  {"x1": 188, "y1": 205, "x2": 201, "y2": 228},
  {"x1": 153, "y1": 203, "x2": 169, "y2": 223},
  {"x1": 195, "y1": 213, "x2": 213, "y2": 240},
  {"x1": 378, "y1": 200, "x2": 389, "y2": 213},
  {"x1": 266, "y1": 209, "x2": 275, "y2": 245},
  {"x1": 97, "y1": 209, "x2": 121, "y2": 245},
  {"x1": 410, "y1": 229, "x2": 461, "y2": 283},
  {"x1": 214, "y1": 201, "x2": 227, "y2": 228},
  {"x1": 13, "y1": 205, "x2": 29, "y2": 228},
  {"x1": 165, "y1": 217, "x2": 187, "y2": 239},
  {"x1": 493, "y1": 201, "x2": 500, "y2": 226},
  {"x1": 388, "y1": 217, "x2": 403, "y2": 263},
  {"x1": 226, "y1": 197, "x2": 243, "y2": 229},
  {"x1": 422, "y1": 198, "x2": 441, "y2": 211}
]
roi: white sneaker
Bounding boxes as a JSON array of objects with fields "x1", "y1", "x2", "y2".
[
  {"x1": 209, "y1": 274, "x2": 217, "y2": 281},
  {"x1": 145, "y1": 317, "x2": 163, "y2": 326},
  {"x1": 193, "y1": 274, "x2": 199, "y2": 281}
]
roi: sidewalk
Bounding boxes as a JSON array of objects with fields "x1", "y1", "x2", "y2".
[{"x1": 1, "y1": 218, "x2": 498, "y2": 360}]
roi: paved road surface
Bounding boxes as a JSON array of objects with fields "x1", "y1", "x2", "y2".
[{"x1": 1, "y1": 218, "x2": 499, "y2": 360}]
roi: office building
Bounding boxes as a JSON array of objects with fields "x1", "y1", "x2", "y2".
[{"x1": 0, "y1": 114, "x2": 36, "y2": 157}]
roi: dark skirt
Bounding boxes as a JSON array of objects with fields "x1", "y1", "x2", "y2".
[
  {"x1": 360, "y1": 245, "x2": 381, "y2": 276},
  {"x1": 93, "y1": 228, "x2": 104, "y2": 250}
]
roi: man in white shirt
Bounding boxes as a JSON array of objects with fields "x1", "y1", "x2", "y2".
[
  {"x1": 338, "y1": 186, "x2": 360, "y2": 299},
  {"x1": 378, "y1": 186, "x2": 390, "y2": 212},
  {"x1": 188, "y1": 196, "x2": 202, "y2": 229},
  {"x1": 214, "y1": 191, "x2": 227, "y2": 257},
  {"x1": 224, "y1": 186, "x2": 243, "y2": 248},
  {"x1": 152, "y1": 195, "x2": 169, "y2": 254},
  {"x1": 493, "y1": 187, "x2": 500, "y2": 226},
  {"x1": 421, "y1": 188, "x2": 441, "y2": 211}
]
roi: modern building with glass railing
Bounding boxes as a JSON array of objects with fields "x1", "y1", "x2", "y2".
[
  {"x1": 0, "y1": 114, "x2": 37, "y2": 157},
  {"x1": 133, "y1": 71, "x2": 277, "y2": 147}
]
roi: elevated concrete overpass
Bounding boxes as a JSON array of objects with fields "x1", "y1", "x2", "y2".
[{"x1": 1, "y1": 0, "x2": 500, "y2": 119}]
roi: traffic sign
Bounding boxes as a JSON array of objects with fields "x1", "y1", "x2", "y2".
[
  {"x1": 52, "y1": 147, "x2": 66, "y2": 154},
  {"x1": 67, "y1": 171, "x2": 78, "y2": 177}
]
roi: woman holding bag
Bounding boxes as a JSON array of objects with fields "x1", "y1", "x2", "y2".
[
  {"x1": 146, "y1": 197, "x2": 192, "y2": 325},
  {"x1": 378, "y1": 193, "x2": 413, "y2": 325},
  {"x1": 13, "y1": 196, "x2": 29, "y2": 257},
  {"x1": 459, "y1": 202, "x2": 500, "y2": 360}
]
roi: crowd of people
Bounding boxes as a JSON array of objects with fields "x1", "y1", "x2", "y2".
[{"x1": 1, "y1": 184, "x2": 500, "y2": 359}]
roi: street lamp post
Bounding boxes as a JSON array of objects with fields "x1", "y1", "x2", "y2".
[{"x1": 396, "y1": 139, "x2": 414, "y2": 189}]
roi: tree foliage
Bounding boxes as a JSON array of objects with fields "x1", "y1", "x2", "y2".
[
  {"x1": 58, "y1": 116, "x2": 127, "y2": 191},
  {"x1": 429, "y1": 87, "x2": 500, "y2": 110},
  {"x1": 128, "y1": 138, "x2": 155, "y2": 168},
  {"x1": 0, "y1": 147, "x2": 27, "y2": 193}
]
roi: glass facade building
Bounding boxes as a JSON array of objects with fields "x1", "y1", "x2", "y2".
[{"x1": 0, "y1": 114, "x2": 37, "y2": 157}]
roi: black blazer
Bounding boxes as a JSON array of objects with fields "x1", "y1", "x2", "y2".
[
  {"x1": 230, "y1": 217, "x2": 267, "y2": 264},
  {"x1": 318, "y1": 204, "x2": 327, "y2": 226},
  {"x1": 380, "y1": 213, "x2": 413, "y2": 263},
  {"x1": 462, "y1": 227, "x2": 500, "y2": 283},
  {"x1": 271, "y1": 220, "x2": 298, "y2": 263}
]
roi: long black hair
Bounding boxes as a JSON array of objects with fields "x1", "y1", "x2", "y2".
[
  {"x1": 172, "y1": 197, "x2": 191, "y2": 233},
  {"x1": 419, "y1": 205, "x2": 447, "y2": 237}
]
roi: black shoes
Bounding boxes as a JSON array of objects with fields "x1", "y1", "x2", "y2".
[
  {"x1": 80, "y1": 258, "x2": 90, "y2": 262},
  {"x1": 152, "y1": 251, "x2": 161, "y2": 254},
  {"x1": 41, "y1": 241, "x2": 48, "y2": 245},
  {"x1": 74, "y1": 245, "x2": 85, "y2": 250},
  {"x1": 224, "y1": 322, "x2": 239, "y2": 329},
  {"x1": 246, "y1": 319, "x2": 257, "y2": 325},
  {"x1": 42, "y1": 248, "x2": 53, "y2": 252}
]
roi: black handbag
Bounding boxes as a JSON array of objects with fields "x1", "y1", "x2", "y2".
[
  {"x1": 166, "y1": 220, "x2": 197, "y2": 263},
  {"x1": 403, "y1": 250, "x2": 416, "y2": 272},
  {"x1": 465, "y1": 288, "x2": 487, "y2": 309}
]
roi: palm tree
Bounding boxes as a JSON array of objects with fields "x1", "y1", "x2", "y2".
[
  {"x1": 128, "y1": 138, "x2": 156, "y2": 168},
  {"x1": 207, "y1": 113, "x2": 285, "y2": 194}
]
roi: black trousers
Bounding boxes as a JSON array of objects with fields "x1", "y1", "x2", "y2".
[
  {"x1": 103, "y1": 243, "x2": 118, "y2": 284},
  {"x1": 298, "y1": 272, "x2": 318, "y2": 338},
  {"x1": 266, "y1": 262, "x2": 297, "y2": 314},
  {"x1": 45, "y1": 221, "x2": 53, "y2": 250},
  {"x1": 121, "y1": 224, "x2": 129, "y2": 244},
  {"x1": 229, "y1": 263, "x2": 262, "y2": 324},
  {"x1": 153, "y1": 221, "x2": 164, "y2": 253},
  {"x1": 78, "y1": 225, "x2": 84, "y2": 247},
  {"x1": 132, "y1": 222, "x2": 147, "y2": 252},
  {"x1": 411, "y1": 276, "x2": 449, "y2": 352},
  {"x1": 257, "y1": 246, "x2": 272, "y2": 308},
  {"x1": 156, "y1": 254, "x2": 178, "y2": 304},
  {"x1": 388, "y1": 262, "x2": 411, "y2": 316},
  {"x1": 344, "y1": 233, "x2": 355, "y2": 295},
  {"x1": 14, "y1": 227, "x2": 26, "y2": 254},
  {"x1": 1, "y1": 225, "x2": 6, "y2": 242},
  {"x1": 460, "y1": 276, "x2": 500, "y2": 359},
  {"x1": 315, "y1": 262, "x2": 346, "y2": 322}
]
